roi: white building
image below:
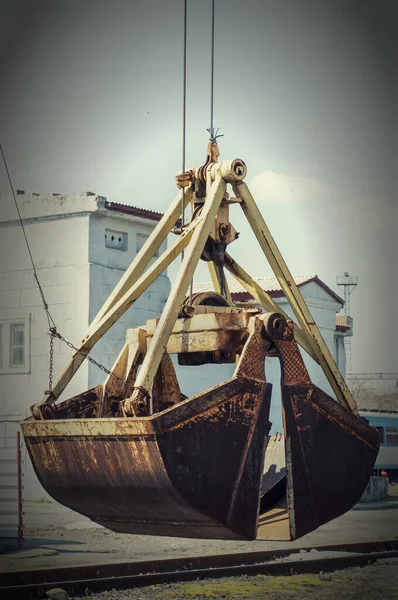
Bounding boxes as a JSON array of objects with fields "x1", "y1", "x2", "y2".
[
  {"x1": 0, "y1": 191, "x2": 170, "y2": 498},
  {"x1": 0, "y1": 190, "x2": 351, "y2": 499}
]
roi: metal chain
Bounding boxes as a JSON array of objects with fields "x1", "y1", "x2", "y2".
[
  {"x1": 47, "y1": 330, "x2": 55, "y2": 393},
  {"x1": 50, "y1": 328, "x2": 134, "y2": 391}
]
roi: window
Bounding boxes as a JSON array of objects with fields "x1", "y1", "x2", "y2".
[
  {"x1": 386, "y1": 426, "x2": 398, "y2": 445},
  {"x1": 0, "y1": 318, "x2": 30, "y2": 375},
  {"x1": 105, "y1": 229, "x2": 128, "y2": 251},
  {"x1": 10, "y1": 324, "x2": 25, "y2": 367},
  {"x1": 136, "y1": 233, "x2": 159, "y2": 256}
]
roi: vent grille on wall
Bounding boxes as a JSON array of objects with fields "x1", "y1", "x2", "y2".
[{"x1": 105, "y1": 229, "x2": 128, "y2": 251}]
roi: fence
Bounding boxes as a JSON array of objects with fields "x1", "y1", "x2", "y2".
[{"x1": 0, "y1": 418, "x2": 23, "y2": 549}]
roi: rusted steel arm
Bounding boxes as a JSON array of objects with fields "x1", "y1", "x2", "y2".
[
  {"x1": 208, "y1": 261, "x2": 233, "y2": 306},
  {"x1": 233, "y1": 181, "x2": 358, "y2": 414},
  {"x1": 124, "y1": 176, "x2": 227, "y2": 416},
  {"x1": 223, "y1": 253, "x2": 317, "y2": 362}
]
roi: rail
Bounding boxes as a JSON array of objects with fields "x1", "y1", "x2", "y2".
[{"x1": 2, "y1": 540, "x2": 398, "y2": 599}]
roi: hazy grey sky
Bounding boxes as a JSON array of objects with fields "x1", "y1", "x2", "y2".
[{"x1": 0, "y1": 0, "x2": 396, "y2": 373}]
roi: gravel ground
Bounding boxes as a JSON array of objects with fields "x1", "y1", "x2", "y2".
[
  {"x1": 389, "y1": 482, "x2": 398, "y2": 496},
  {"x1": 1, "y1": 484, "x2": 397, "y2": 574},
  {"x1": 68, "y1": 559, "x2": 398, "y2": 599}
]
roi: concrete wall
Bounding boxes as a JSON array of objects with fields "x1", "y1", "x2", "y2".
[
  {"x1": 0, "y1": 211, "x2": 91, "y2": 498},
  {"x1": 0, "y1": 215, "x2": 91, "y2": 413},
  {"x1": 87, "y1": 212, "x2": 170, "y2": 388},
  {"x1": 0, "y1": 193, "x2": 170, "y2": 498},
  {"x1": 360, "y1": 476, "x2": 388, "y2": 502}
]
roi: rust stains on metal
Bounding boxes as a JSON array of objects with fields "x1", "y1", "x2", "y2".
[{"x1": 21, "y1": 308, "x2": 381, "y2": 542}]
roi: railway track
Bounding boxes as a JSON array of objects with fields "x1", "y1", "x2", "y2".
[{"x1": 2, "y1": 539, "x2": 398, "y2": 599}]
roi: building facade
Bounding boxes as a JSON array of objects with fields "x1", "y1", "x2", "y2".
[{"x1": 0, "y1": 191, "x2": 170, "y2": 498}]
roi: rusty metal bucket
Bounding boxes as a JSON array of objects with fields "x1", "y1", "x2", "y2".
[
  {"x1": 22, "y1": 310, "x2": 380, "y2": 540},
  {"x1": 23, "y1": 377, "x2": 270, "y2": 540}
]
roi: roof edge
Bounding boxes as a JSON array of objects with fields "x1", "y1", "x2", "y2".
[
  {"x1": 230, "y1": 275, "x2": 344, "y2": 305},
  {"x1": 104, "y1": 202, "x2": 163, "y2": 222}
]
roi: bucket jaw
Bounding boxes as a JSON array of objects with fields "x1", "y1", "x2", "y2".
[
  {"x1": 22, "y1": 311, "x2": 380, "y2": 541},
  {"x1": 23, "y1": 308, "x2": 274, "y2": 540},
  {"x1": 258, "y1": 320, "x2": 380, "y2": 540}
]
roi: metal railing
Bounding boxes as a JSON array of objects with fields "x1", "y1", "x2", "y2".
[{"x1": 0, "y1": 419, "x2": 24, "y2": 549}]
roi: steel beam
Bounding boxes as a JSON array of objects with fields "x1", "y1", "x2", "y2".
[
  {"x1": 223, "y1": 252, "x2": 316, "y2": 362},
  {"x1": 124, "y1": 176, "x2": 227, "y2": 414},
  {"x1": 234, "y1": 181, "x2": 357, "y2": 414},
  {"x1": 33, "y1": 223, "x2": 196, "y2": 415}
]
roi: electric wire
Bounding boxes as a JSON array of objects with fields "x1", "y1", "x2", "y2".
[
  {"x1": 181, "y1": 0, "x2": 187, "y2": 260},
  {"x1": 0, "y1": 143, "x2": 59, "y2": 392},
  {"x1": 0, "y1": 144, "x2": 55, "y2": 332},
  {"x1": 0, "y1": 143, "x2": 130, "y2": 395}
]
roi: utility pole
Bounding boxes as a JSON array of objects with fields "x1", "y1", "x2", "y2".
[{"x1": 336, "y1": 272, "x2": 358, "y2": 376}]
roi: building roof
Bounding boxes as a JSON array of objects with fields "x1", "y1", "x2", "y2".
[
  {"x1": 104, "y1": 201, "x2": 163, "y2": 222},
  {"x1": 9, "y1": 191, "x2": 165, "y2": 223},
  {"x1": 335, "y1": 314, "x2": 351, "y2": 331},
  {"x1": 194, "y1": 275, "x2": 344, "y2": 305},
  {"x1": 360, "y1": 410, "x2": 398, "y2": 417},
  {"x1": 335, "y1": 324, "x2": 351, "y2": 332}
]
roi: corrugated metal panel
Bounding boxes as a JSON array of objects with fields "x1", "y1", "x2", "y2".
[
  {"x1": 193, "y1": 276, "x2": 314, "y2": 295},
  {"x1": 104, "y1": 201, "x2": 163, "y2": 222},
  {"x1": 193, "y1": 276, "x2": 345, "y2": 305}
]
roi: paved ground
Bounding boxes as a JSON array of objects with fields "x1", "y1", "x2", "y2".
[{"x1": 1, "y1": 487, "x2": 398, "y2": 575}]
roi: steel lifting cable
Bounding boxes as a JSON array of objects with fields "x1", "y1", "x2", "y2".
[
  {"x1": 207, "y1": 0, "x2": 223, "y2": 143},
  {"x1": 180, "y1": 0, "x2": 195, "y2": 304},
  {"x1": 0, "y1": 144, "x2": 132, "y2": 394},
  {"x1": 181, "y1": 0, "x2": 187, "y2": 254},
  {"x1": 207, "y1": 0, "x2": 227, "y2": 300}
]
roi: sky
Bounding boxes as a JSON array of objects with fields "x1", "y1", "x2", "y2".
[{"x1": 0, "y1": 0, "x2": 396, "y2": 374}]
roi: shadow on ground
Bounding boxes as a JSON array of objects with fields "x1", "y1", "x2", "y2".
[{"x1": 0, "y1": 536, "x2": 85, "y2": 555}]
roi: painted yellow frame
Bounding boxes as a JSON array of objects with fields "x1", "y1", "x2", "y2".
[{"x1": 33, "y1": 156, "x2": 357, "y2": 417}]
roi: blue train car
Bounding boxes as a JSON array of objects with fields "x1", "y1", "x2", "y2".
[{"x1": 360, "y1": 411, "x2": 398, "y2": 481}]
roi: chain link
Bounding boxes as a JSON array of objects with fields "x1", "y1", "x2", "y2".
[
  {"x1": 48, "y1": 329, "x2": 54, "y2": 392},
  {"x1": 47, "y1": 327, "x2": 134, "y2": 393}
]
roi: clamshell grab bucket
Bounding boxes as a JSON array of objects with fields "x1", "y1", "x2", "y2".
[
  {"x1": 22, "y1": 309, "x2": 380, "y2": 541},
  {"x1": 21, "y1": 151, "x2": 381, "y2": 540}
]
